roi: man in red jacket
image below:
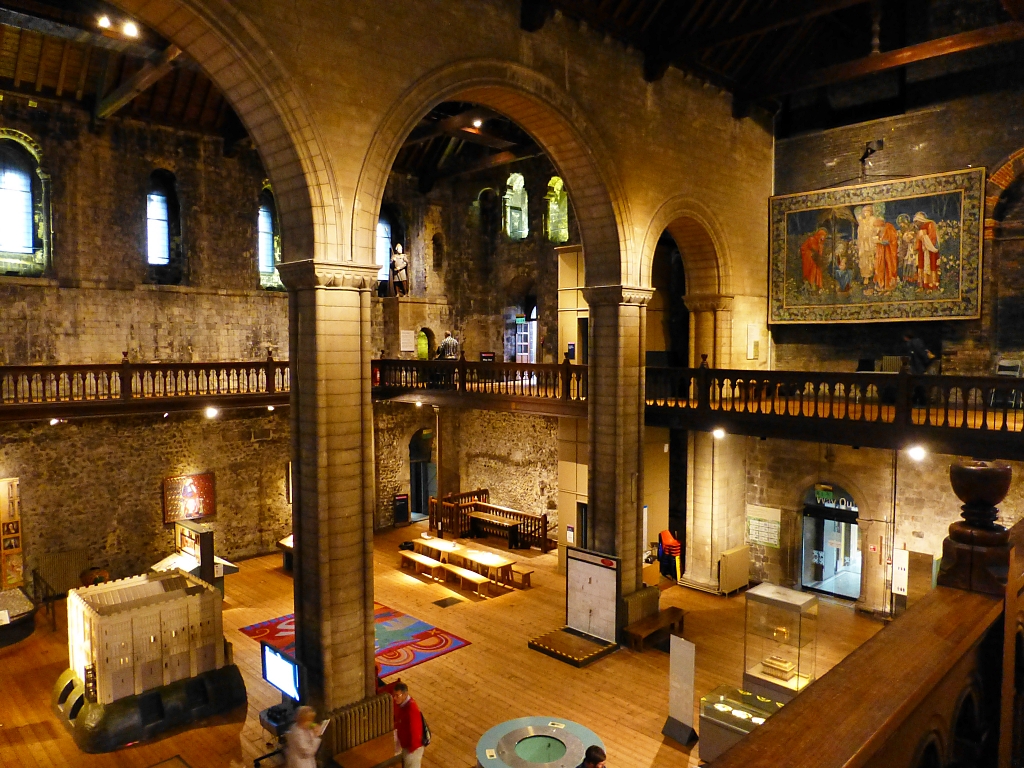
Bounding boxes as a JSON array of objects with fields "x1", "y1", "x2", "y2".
[{"x1": 392, "y1": 682, "x2": 425, "y2": 768}]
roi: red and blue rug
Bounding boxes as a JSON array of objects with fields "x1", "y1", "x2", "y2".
[{"x1": 239, "y1": 602, "x2": 470, "y2": 677}]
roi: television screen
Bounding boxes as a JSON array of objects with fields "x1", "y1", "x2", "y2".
[{"x1": 262, "y1": 642, "x2": 300, "y2": 701}]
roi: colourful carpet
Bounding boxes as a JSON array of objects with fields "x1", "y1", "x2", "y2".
[{"x1": 239, "y1": 602, "x2": 469, "y2": 677}]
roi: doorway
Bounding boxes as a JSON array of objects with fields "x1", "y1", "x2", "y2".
[
  {"x1": 800, "y1": 484, "x2": 861, "y2": 600},
  {"x1": 409, "y1": 429, "x2": 436, "y2": 523}
]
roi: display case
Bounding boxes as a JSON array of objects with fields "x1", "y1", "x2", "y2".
[
  {"x1": 742, "y1": 582, "x2": 817, "y2": 703},
  {"x1": 697, "y1": 685, "x2": 784, "y2": 761}
]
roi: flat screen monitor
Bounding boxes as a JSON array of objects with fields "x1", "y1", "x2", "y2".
[{"x1": 261, "y1": 642, "x2": 300, "y2": 701}]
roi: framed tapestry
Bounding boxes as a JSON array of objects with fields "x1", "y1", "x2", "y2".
[
  {"x1": 768, "y1": 168, "x2": 984, "y2": 324},
  {"x1": 1, "y1": 477, "x2": 23, "y2": 589},
  {"x1": 163, "y1": 472, "x2": 216, "y2": 524}
]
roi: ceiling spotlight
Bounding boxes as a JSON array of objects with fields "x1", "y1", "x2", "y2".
[
  {"x1": 416, "y1": 401, "x2": 423, "y2": 408},
  {"x1": 98, "y1": 15, "x2": 111, "y2": 28},
  {"x1": 204, "y1": 406, "x2": 219, "y2": 419},
  {"x1": 907, "y1": 445, "x2": 927, "y2": 462},
  {"x1": 472, "y1": 119, "x2": 483, "y2": 128},
  {"x1": 122, "y1": 21, "x2": 139, "y2": 37},
  {"x1": 712, "y1": 428, "x2": 726, "y2": 440},
  {"x1": 267, "y1": 405, "x2": 275, "y2": 411},
  {"x1": 49, "y1": 418, "x2": 60, "y2": 426},
  {"x1": 163, "y1": 412, "x2": 169, "y2": 418}
]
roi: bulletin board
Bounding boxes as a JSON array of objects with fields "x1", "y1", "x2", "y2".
[
  {"x1": 1, "y1": 478, "x2": 23, "y2": 589},
  {"x1": 565, "y1": 547, "x2": 620, "y2": 644}
]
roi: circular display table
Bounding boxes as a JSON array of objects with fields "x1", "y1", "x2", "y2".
[{"x1": 476, "y1": 716, "x2": 604, "y2": 768}]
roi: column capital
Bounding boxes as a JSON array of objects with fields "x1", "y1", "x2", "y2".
[
  {"x1": 582, "y1": 285, "x2": 654, "y2": 307},
  {"x1": 683, "y1": 293, "x2": 734, "y2": 312},
  {"x1": 278, "y1": 260, "x2": 380, "y2": 291}
]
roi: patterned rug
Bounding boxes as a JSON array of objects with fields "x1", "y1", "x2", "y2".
[{"x1": 239, "y1": 602, "x2": 469, "y2": 677}]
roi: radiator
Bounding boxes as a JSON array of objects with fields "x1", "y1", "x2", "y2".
[
  {"x1": 325, "y1": 692, "x2": 394, "y2": 755},
  {"x1": 35, "y1": 549, "x2": 90, "y2": 596},
  {"x1": 622, "y1": 585, "x2": 660, "y2": 626},
  {"x1": 719, "y1": 545, "x2": 750, "y2": 595}
]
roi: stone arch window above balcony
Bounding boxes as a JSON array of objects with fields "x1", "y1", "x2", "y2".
[
  {"x1": 545, "y1": 176, "x2": 569, "y2": 243},
  {"x1": 146, "y1": 169, "x2": 184, "y2": 285},
  {"x1": 258, "y1": 186, "x2": 283, "y2": 289},
  {"x1": 503, "y1": 172, "x2": 529, "y2": 241},
  {"x1": 0, "y1": 130, "x2": 50, "y2": 278}
]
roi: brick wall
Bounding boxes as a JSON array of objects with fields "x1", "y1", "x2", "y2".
[
  {"x1": 0, "y1": 95, "x2": 286, "y2": 364},
  {"x1": 1, "y1": 409, "x2": 291, "y2": 579}
]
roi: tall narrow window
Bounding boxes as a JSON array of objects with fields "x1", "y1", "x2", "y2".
[
  {"x1": 545, "y1": 176, "x2": 569, "y2": 243},
  {"x1": 376, "y1": 218, "x2": 392, "y2": 281},
  {"x1": 0, "y1": 134, "x2": 48, "y2": 277},
  {"x1": 258, "y1": 188, "x2": 283, "y2": 288},
  {"x1": 146, "y1": 170, "x2": 183, "y2": 284},
  {"x1": 503, "y1": 173, "x2": 528, "y2": 240}
]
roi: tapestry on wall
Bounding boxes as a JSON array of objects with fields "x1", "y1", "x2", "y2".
[
  {"x1": 0, "y1": 478, "x2": 23, "y2": 589},
  {"x1": 163, "y1": 472, "x2": 216, "y2": 524},
  {"x1": 768, "y1": 168, "x2": 984, "y2": 323}
]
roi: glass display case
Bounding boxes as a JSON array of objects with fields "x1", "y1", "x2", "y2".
[
  {"x1": 742, "y1": 583, "x2": 817, "y2": 703},
  {"x1": 697, "y1": 685, "x2": 784, "y2": 761}
]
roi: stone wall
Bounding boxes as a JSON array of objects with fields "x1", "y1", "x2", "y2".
[
  {"x1": 0, "y1": 94, "x2": 286, "y2": 364},
  {"x1": 1, "y1": 409, "x2": 291, "y2": 579},
  {"x1": 372, "y1": 401, "x2": 436, "y2": 529}
]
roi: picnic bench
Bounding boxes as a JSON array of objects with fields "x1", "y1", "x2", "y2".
[
  {"x1": 469, "y1": 510, "x2": 522, "y2": 548},
  {"x1": 510, "y1": 564, "x2": 534, "y2": 589},
  {"x1": 442, "y1": 562, "x2": 490, "y2": 597},
  {"x1": 622, "y1": 606, "x2": 685, "y2": 652},
  {"x1": 399, "y1": 551, "x2": 444, "y2": 580},
  {"x1": 331, "y1": 733, "x2": 402, "y2": 768}
]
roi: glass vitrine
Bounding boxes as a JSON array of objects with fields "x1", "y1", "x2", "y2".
[
  {"x1": 697, "y1": 685, "x2": 784, "y2": 761},
  {"x1": 742, "y1": 583, "x2": 817, "y2": 702}
]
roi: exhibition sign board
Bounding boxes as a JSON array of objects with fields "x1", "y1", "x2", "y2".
[
  {"x1": 663, "y1": 635, "x2": 697, "y2": 745},
  {"x1": 565, "y1": 547, "x2": 620, "y2": 644},
  {"x1": 0, "y1": 478, "x2": 22, "y2": 588}
]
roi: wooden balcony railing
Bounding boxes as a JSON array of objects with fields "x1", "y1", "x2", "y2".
[
  {"x1": 372, "y1": 355, "x2": 587, "y2": 417},
  {"x1": 0, "y1": 352, "x2": 290, "y2": 421},
  {"x1": 646, "y1": 365, "x2": 1024, "y2": 459}
]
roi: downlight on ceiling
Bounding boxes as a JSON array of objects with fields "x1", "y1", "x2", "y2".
[
  {"x1": 472, "y1": 119, "x2": 483, "y2": 128},
  {"x1": 907, "y1": 445, "x2": 927, "y2": 462},
  {"x1": 267, "y1": 405, "x2": 275, "y2": 411},
  {"x1": 122, "y1": 21, "x2": 139, "y2": 37},
  {"x1": 204, "y1": 406, "x2": 219, "y2": 419},
  {"x1": 712, "y1": 428, "x2": 726, "y2": 440},
  {"x1": 97, "y1": 15, "x2": 111, "y2": 28}
]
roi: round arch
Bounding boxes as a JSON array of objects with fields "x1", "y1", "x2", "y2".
[
  {"x1": 106, "y1": 0, "x2": 341, "y2": 264},
  {"x1": 352, "y1": 59, "x2": 630, "y2": 285},
  {"x1": 639, "y1": 195, "x2": 732, "y2": 296},
  {"x1": 789, "y1": 471, "x2": 874, "y2": 522}
]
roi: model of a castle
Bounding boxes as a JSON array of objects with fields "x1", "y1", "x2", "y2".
[{"x1": 66, "y1": 569, "x2": 224, "y2": 705}]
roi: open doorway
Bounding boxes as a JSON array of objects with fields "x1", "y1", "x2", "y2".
[
  {"x1": 409, "y1": 429, "x2": 436, "y2": 522},
  {"x1": 801, "y1": 483, "x2": 862, "y2": 600}
]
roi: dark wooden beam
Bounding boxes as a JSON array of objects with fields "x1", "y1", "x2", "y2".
[
  {"x1": 736, "y1": 20, "x2": 1024, "y2": 113},
  {"x1": 55, "y1": 39, "x2": 71, "y2": 97},
  {"x1": 418, "y1": 146, "x2": 541, "y2": 193},
  {"x1": 521, "y1": 0, "x2": 553, "y2": 32},
  {"x1": 95, "y1": 45, "x2": 181, "y2": 120},
  {"x1": 1004, "y1": 0, "x2": 1024, "y2": 20},
  {"x1": 403, "y1": 107, "x2": 518, "y2": 150}
]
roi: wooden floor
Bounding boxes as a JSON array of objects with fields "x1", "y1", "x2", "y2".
[{"x1": 0, "y1": 524, "x2": 882, "y2": 768}]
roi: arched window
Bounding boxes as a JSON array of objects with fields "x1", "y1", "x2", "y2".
[
  {"x1": 146, "y1": 170, "x2": 182, "y2": 284},
  {"x1": 376, "y1": 217, "x2": 392, "y2": 282},
  {"x1": 545, "y1": 176, "x2": 569, "y2": 243},
  {"x1": 431, "y1": 232, "x2": 445, "y2": 271},
  {"x1": 0, "y1": 132, "x2": 49, "y2": 277},
  {"x1": 503, "y1": 173, "x2": 528, "y2": 240},
  {"x1": 258, "y1": 187, "x2": 283, "y2": 288}
]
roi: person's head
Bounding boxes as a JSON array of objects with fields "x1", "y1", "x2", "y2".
[
  {"x1": 444, "y1": 331, "x2": 452, "y2": 338},
  {"x1": 903, "y1": 329, "x2": 916, "y2": 341},
  {"x1": 913, "y1": 211, "x2": 929, "y2": 226},
  {"x1": 395, "y1": 243, "x2": 403, "y2": 254},
  {"x1": 296, "y1": 705, "x2": 317, "y2": 728},
  {"x1": 393, "y1": 681, "x2": 410, "y2": 705},
  {"x1": 582, "y1": 745, "x2": 606, "y2": 768}
]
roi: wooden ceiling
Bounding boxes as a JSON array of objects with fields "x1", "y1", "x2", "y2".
[{"x1": 0, "y1": 0, "x2": 242, "y2": 138}]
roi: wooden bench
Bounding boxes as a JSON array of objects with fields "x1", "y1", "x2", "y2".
[
  {"x1": 331, "y1": 732, "x2": 402, "y2": 768},
  {"x1": 622, "y1": 606, "x2": 685, "y2": 652},
  {"x1": 510, "y1": 564, "x2": 534, "y2": 589},
  {"x1": 469, "y1": 511, "x2": 522, "y2": 548},
  {"x1": 399, "y1": 551, "x2": 444, "y2": 580},
  {"x1": 442, "y1": 562, "x2": 490, "y2": 597}
]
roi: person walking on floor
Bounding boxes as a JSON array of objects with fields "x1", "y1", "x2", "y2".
[
  {"x1": 393, "y1": 682, "x2": 427, "y2": 768},
  {"x1": 577, "y1": 745, "x2": 607, "y2": 768},
  {"x1": 285, "y1": 706, "x2": 328, "y2": 768}
]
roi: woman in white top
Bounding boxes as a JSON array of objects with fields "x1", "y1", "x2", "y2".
[{"x1": 286, "y1": 706, "x2": 328, "y2": 768}]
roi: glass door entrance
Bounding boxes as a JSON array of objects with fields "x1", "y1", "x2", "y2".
[{"x1": 801, "y1": 514, "x2": 861, "y2": 600}]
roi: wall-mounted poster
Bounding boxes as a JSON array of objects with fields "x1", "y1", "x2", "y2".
[
  {"x1": 163, "y1": 472, "x2": 216, "y2": 524},
  {"x1": 769, "y1": 168, "x2": 984, "y2": 323},
  {"x1": 0, "y1": 478, "x2": 23, "y2": 588}
]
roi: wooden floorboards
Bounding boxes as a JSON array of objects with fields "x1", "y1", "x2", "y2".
[{"x1": 0, "y1": 523, "x2": 882, "y2": 768}]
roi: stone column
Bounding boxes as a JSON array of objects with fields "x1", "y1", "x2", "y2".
[
  {"x1": 433, "y1": 406, "x2": 461, "y2": 503},
  {"x1": 583, "y1": 285, "x2": 652, "y2": 597},
  {"x1": 280, "y1": 260, "x2": 379, "y2": 713},
  {"x1": 683, "y1": 294, "x2": 733, "y2": 366}
]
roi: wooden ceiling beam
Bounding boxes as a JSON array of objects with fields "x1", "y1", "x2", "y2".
[
  {"x1": 737, "y1": 20, "x2": 1024, "y2": 110},
  {"x1": 55, "y1": 39, "x2": 71, "y2": 97},
  {"x1": 34, "y1": 35, "x2": 49, "y2": 92},
  {"x1": 403, "y1": 107, "x2": 520, "y2": 150},
  {"x1": 1003, "y1": 0, "x2": 1024, "y2": 21},
  {"x1": 95, "y1": 44, "x2": 181, "y2": 119}
]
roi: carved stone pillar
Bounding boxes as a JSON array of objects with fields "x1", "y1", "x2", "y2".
[
  {"x1": 683, "y1": 294, "x2": 733, "y2": 368},
  {"x1": 279, "y1": 260, "x2": 379, "y2": 713},
  {"x1": 582, "y1": 285, "x2": 652, "y2": 597}
]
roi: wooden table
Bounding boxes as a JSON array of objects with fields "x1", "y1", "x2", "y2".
[
  {"x1": 469, "y1": 511, "x2": 522, "y2": 548},
  {"x1": 457, "y1": 549, "x2": 516, "y2": 586},
  {"x1": 413, "y1": 537, "x2": 461, "y2": 563},
  {"x1": 623, "y1": 606, "x2": 685, "y2": 652},
  {"x1": 277, "y1": 534, "x2": 294, "y2": 571}
]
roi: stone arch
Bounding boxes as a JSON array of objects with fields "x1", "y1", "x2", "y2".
[
  {"x1": 789, "y1": 471, "x2": 874, "y2": 522},
  {"x1": 107, "y1": 0, "x2": 341, "y2": 263},
  {"x1": 640, "y1": 196, "x2": 732, "y2": 296},
  {"x1": 986, "y1": 146, "x2": 1024, "y2": 239},
  {"x1": 353, "y1": 59, "x2": 630, "y2": 285}
]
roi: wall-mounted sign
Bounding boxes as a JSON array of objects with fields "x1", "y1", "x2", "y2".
[
  {"x1": 566, "y1": 343, "x2": 575, "y2": 360},
  {"x1": 400, "y1": 329, "x2": 416, "y2": 352},
  {"x1": 163, "y1": 472, "x2": 216, "y2": 524},
  {"x1": 0, "y1": 478, "x2": 23, "y2": 588},
  {"x1": 746, "y1": 504, "x2": 781, "y2": 549},
  {"x1": 804, "y1": 483, "x2": 859, "y2": 514}
]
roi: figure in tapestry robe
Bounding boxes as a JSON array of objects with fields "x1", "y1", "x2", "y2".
[
  {"x1": 800, "y1": 228, "x2": 827, "y2": 290},
  {"x1": 856, "y1": 205, "x2": 876, "y2": 285},
  {"x1": 871, "y1": 213, "x2": 899, "y2": 292},
  {"x1": 914, "y1": 212, "x2": 940, "y2": 290},
  {"x1": 896, "y1": 214, "x2": 917, "y2": 284}
]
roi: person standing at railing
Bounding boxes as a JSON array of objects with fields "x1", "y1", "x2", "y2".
[
  {"x1": 904, "y1": 330, "x2": 936, "y2": 407},
  {"x1": 436, "y1": 331, "x2": 460, "y2": 360}
]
